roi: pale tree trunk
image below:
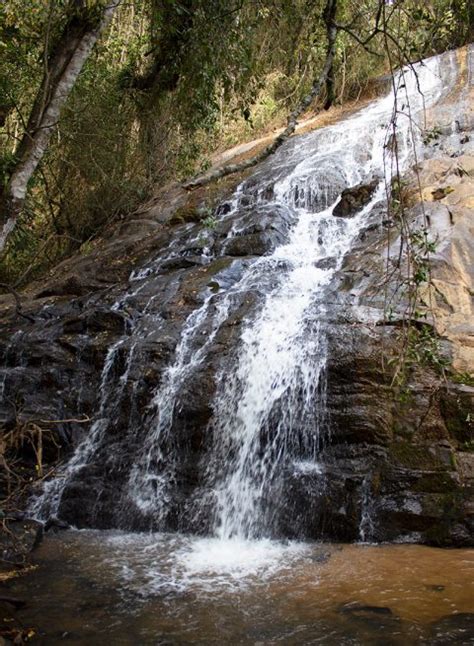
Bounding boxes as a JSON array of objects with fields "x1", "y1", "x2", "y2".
[
  {"x1": 0, "y1": 1, "x2": 121, "y2": 253},
  {"x1": 183, "y1": 0, "x2": 338, "y2": 190}
]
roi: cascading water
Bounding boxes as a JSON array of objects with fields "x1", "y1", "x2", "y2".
[
  {"x1": 30, "y1": 338, "x2": 128, "y2": 520},
  {"x1": 29, "y1": 51, "x2": 459, "y2": 550},
  {"x1": 202, "y1": 54, "x2": 455, "y2": 541},
  {"x1": 127, "y1": 291, "x2": 233, "y2": 521}
]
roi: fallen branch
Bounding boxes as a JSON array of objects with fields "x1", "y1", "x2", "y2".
[
  {"x1": 38, "y1": 416, "x2": 91, "y2": 425},
  {"x1": 0, "y1": 283, "x2": 35, "y2": 323}
]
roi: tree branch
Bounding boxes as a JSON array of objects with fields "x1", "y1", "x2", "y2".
[{"x1": 323, "y1": 0, "x2": 338, "y2": 110}]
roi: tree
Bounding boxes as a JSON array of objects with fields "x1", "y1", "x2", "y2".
[{"x1": 0, "y1": 0, "x2": 121, "y2": 253}]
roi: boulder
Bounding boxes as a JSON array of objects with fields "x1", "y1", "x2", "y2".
[
  {"x1": 429, "y1": 613, "x2": 474, "y2": 644},
  {"x1": 333, "y1": 179, "x2": 379, "y2": 217}
]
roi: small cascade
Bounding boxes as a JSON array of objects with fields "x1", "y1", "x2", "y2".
[
  {"x1": 30, "y1": 338, "x2": 128, "y2": 519},
  {"x1": 28, "y1": 50, "x2": 460, "y2": 539},
  {"x1": 127, "y1": 292, "x2": 230, "y2": 520}
]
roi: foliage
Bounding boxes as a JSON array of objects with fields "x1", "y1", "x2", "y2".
[
  {"x1": 202, "y1": 212, "x2": 218, "y2": 230},
  {"x1": 450, "y1": 372, "x2": 474, "y2": 387},
  {"x1": 422, "y1": 126, "x2": 442, "y2": 146}
]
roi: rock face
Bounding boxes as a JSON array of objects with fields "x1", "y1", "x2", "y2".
[
  {"x1": 333, "y1": 179, "x2": 379, "y2": 217},
  {"x1": 0, "y1": 46, "x2": 473, "y2": 547},
  {"x1": 407, "y1": 154, "x2": 474, "y2": 373},
  {"x1": 305, "y1": 67, "x2": 474, "y2": 544}
]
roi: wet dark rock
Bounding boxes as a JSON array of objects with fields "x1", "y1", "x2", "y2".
[
  {"x1": 85, "y1": 309, "x2": 128, "y2": 334},
  {"x1": 223, "y1": 231, "x2": 279, "y2": 256},
  {"x1": 216, "y1": 203, "x2": 295, "y2": 257},
  {"x1": 339, "y1": 602, "x2": 394, "y2": 616},
  {"x1": 0, "y1": 596, "x2": 26, "y2": 610},
  {"x1": 333, "y1": 179, "x2": 379, "y2": 217},
  {"x1": 44, "y1": 518, "x2": 70, "y2": 533},
  {"x1": 338, "y1": 601, "x2": 403, "y2": 639},
  {"x1": 314, "y1": 257, "x2": 337, "y2": 270},
  {"x1": 159, "y1": 256, "x2": 204, "y2": 272},
  {"x1": 0, "y1": 599, "x2": 19, "y2": 621},
  {"x1": 216, "y1": 201, "x2": 233, "y2": 216},
  {"x1": 429, "y1": 613, "x2": 474, "y2": 644}
]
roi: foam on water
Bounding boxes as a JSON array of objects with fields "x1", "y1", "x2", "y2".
[
  {"x1": 179, "y1": 536, "x2": 309, "y2": 579},
  {"x1": 90, "y1": 531, "x2": 313, "y2": 596}
]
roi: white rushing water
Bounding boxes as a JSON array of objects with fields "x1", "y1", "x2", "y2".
[
  {"x1": 29, "y1": 338, "x2": 128, "y2": 519},
  {"x1": 30, "y1": 50, "x2": 459, "y2": 575},
  {"x1": 205, "y1": 53, "x2": 455, "y2": 540}
]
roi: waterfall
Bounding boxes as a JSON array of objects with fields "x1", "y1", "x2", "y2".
[
  {"x1": 202, "y1": 55, "x2": 453, "y2": 540},
  {"x1": 30, "y1": 51, "x2": 458, "y2": 538}
]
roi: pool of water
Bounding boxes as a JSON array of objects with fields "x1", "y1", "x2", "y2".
[{"x1": 5, "y1": 532, "x2": 474, "y2": 644}]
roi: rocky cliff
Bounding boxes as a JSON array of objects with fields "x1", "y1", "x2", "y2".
[{"x1": 0, "y1": 46, "x2": 472, "y2": 549}]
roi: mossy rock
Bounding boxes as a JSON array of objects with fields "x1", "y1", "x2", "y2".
[
  {"x1": 440, "y1": 387, "x2": 474, "y2": 444},
  {"x1": 388, "y1": 442, "x2": 443, "y2": 470},
  {"x1": 412, "y1": 471, "x2": 460, "y2": 493}
]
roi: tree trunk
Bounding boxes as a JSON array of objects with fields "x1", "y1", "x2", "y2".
[
  {"x1": 0, "y1": 1, "x2": 121, "y2": 253},
  {"x1": 183, "y1": 0, "x2": 338, "y2": 190},
  {"x1": 323, "y1": 0, "x2": 338, "y2": 110}
]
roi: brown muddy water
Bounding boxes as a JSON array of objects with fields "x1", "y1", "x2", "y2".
[{"x1": 3, "y1": 531, "x2": 474, "y2": 645}]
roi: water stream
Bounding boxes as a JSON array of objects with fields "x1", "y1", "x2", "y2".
[{"x1": 8, "y1": 533, "x2": 474, "y2": 645}]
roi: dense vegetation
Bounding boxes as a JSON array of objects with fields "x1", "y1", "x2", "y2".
[{"x1": 0, "y1": 0, "x2": 472, "y2": 286}]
